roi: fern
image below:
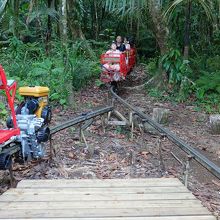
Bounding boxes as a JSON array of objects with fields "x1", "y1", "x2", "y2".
[{"x1": 196, "y1": 71, "x2": 220, "y2": 94}]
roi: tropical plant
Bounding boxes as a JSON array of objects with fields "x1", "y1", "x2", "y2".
[
  {"x1": 0, "y1": 0, "x2": 219, "y2": 109},
  {"x1": 164, "y1": 0, "x2": 214, "y2": 59}
]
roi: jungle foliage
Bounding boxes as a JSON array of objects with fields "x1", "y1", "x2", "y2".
[{"x1": 0, "y1": 0, "x2": 220, "y2": 111}]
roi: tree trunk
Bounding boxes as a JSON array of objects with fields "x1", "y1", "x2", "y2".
[
  {"x1": 54, "y1": 0, "x2": 60, "y2": 37},
  {"x1": 26, "y1": 0, "x2": 34, "y2": 25},
  {"x1": 67, "y1": 0, "x2": 95, "y2": 59},
  {"x1": 149, "y1": 0, "x2": 168, "y2": 56},
  {"x1": 94, "y1": 0, "x2": 99, "y2": 40},
  {"x1": 183, "y1": 0, "x2": 192, "y2": 60},
  {"x1": 46, "y1": 0, "x2": 53, "y2": 54},
  {"x1": 47, "y1": 0, "x2": 52, "y2": 38},
  {"x1": 90, "y1": 2, "x2": 94, "y2": 37},
  {"x1": 11, "y1": 0, "x2": 20, "y2": 38},
  {"x1": 59, "y1": 0, "x2": 69, "y2": 68},
  {"x1": 60, "y1": 0, "x2": 75, "y2": 106},
  {"x1": 67, "y1": 0, "x2": 84, "y2": 40},
  {"x1": 148, "y1": 0, "x2": 169, "y2": 84},
  {"x1": 61, "y1": 0, "x2": 67, "y2": 45}
]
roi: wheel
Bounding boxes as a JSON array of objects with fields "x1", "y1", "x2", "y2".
[
  {"x1": 0, "y1": 153, "x2": 12, "y2": 170},
  {"x1": 111, "y1": 81, "x2": 119, "y2": 94},
  {"x1": 15, "y1": 101, "x2": 25, "y2": 114},
  {"x1": 6, "y1": 117, "x2": 13, "y2": 128},
  {"x1": 37, "y1": 126, "x2": 50, "y2": 142},
  {"x1": 41, "y1": 106, "x2": 52, "y2": 124}
]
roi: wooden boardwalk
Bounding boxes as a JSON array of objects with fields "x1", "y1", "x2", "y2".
[{"x1": 0, "y1": 178, "x2": 216, "y2": 220}]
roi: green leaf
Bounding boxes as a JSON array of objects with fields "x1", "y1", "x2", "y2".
[
  {"x1": 50, "y1": 93, "x2": 59, "y2": 101},
  {"x1": 59, "y1": 99, "x2": 66, "y2": 105},
  {"x1": 95, "y1": 79, "x2": 104, "y2": 87},
  {"x1": 164, "y1": 62, "x2": 171, "y2": 72},
  {"x1": 216, "y1": 86, "x2": 220, "y2": 94}
]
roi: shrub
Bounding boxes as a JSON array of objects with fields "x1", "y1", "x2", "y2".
[{"x1": 0, "y1": 38, "x2": 101, "y2": 105}]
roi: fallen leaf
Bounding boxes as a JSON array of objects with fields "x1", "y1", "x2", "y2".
[
  {"x1": 140, "y1": 151, "x2": 150, "y2": 159},
  {"x1": 68, "y1": 152, "x2": 77, "y2": 159}
]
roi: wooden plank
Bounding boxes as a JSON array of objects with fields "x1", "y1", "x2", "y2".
[
  {"x1": 6, "y1": 186, "x2": 190, "y2": 195},
  {"x1": 0, "y1": 216, "x2": 216, "y2": 220},
  {"x1": 0, "y1": 217, "x2": 216, "y2": 220},
  {"x1": 17, "y1": 178, "x2": 183, "y2": 188},
  {"x1": 0, "y1": 218, "x2": 216, "y2": 220},
  {"x1": 108, "y1": 120, "x2": 127, "y2": 126},
  {"x1": 0, "y1": 192, "x2": 196, "y2": 202},
  {"x1": 0, "y1": 178, "x2": 215, "y2": 219},
  {"x1": 0, "y1": 200, "x2": 203, "y2": 210},
  {"x1": 0, "y1": 207, "x2": 212, "y2": 218}
]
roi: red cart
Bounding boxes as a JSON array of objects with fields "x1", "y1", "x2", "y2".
[{"x1": 100, "y1": 48, "x2": 136, "y2": 83}]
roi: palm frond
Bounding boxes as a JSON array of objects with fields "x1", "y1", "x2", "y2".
[
  {"x1": 28, "y1": 7, "x2": 59, "y2": 23},
  {"x1": 0, "y1": 0, "x2": 8, "y2": 15},
  {"x1": 104, "y1": 0, "x2": 147, "y2": 14},
  {"x1": 163, "y1": 0, "x2": 213, "y2": 21}
]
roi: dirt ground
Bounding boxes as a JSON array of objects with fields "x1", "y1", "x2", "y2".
[{"x1": 0, "y1": 69, "x2": 220, "y2": 217}]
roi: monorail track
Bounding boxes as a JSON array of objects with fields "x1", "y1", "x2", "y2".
[
  {"x1": 49, "y1": 86, "x2": 220, "y2": 180},
  {"x1": 50, "y1": 106, "x2": 113, "y2": 135},
  {"x1": 110, "y1": 87, "x2": 220, "y2": 180}
]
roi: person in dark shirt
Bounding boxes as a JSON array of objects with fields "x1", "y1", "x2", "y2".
[{"x1": 116, "y1": 36, "x2": 126, "y2": 52}]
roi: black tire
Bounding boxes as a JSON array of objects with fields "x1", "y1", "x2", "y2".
[
  {"x1": 6, "y1": 117, "x2": 13, "y2": 128},
  {"x1": 111, "y1": 81, "x2": 119, "y2": 94},
  {"x1": 41, "y1": 106, "x2": 52, "y2": 124},
  {"x1": 15, "y1": 101, "x2": 25, "y2": 114}
]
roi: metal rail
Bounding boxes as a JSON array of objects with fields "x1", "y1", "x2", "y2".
[
  {"x1": 50, "y1": 106, "x2": 113, "y2": 135},
  {"x1": 110, "y1": 87, "x2": 220, "y2": 180}
]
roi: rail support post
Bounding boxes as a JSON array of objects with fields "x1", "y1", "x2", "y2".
[
  {"x1": 79, "y1": 124, "x2": 83, "y2": 142},
  {"x1": 184, "y1": 155, "x2": 193, "y2": 187},
  {"x1": 49, "y1": 135, "x2": 59, "y2": 160},
  {"x1": 80, "y1": 129, "x2": 94, "y2": 157},
  {"x1": 129, "y1": 112, "x2": 134, "y2": 140},
  {"x1": 138, "y1": 124, "x2": 145, "y2": 149},
  {"x1": 107, "y1": 111, "x2": 112, "y2": 122},
  {"x1": 101, "y1": 115, "x2": 106, "y2": 133},
  {"x1": 158, "y1": 134, "x2": 166, "y2": 173},
  {"x1": 9, "y1": 165, "x2": 16, "y2": 188},
  {"x1": 49, "y1": 136, "x2": 55, "y2": 159}
]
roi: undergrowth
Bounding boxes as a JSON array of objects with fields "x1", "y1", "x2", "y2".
[
  {"x1": 145, "y1": 49, "x2": 220, "y2": 114},
  {"x1": 0, "y1": 37, "x2": 102, "y2": 106}
]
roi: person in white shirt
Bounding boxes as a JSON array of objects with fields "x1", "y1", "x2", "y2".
[
  {"x1": 124, "y1": 37, "x2": 131, "y2": 50},
  {"x1": 103, "y1": 42, "x2": 121, "y2": 71},
  {"x1": 106, "y1": 42, "x2": 121, "y2": 56}
]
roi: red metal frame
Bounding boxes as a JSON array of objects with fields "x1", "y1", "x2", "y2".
[
  {"x1": 0, "y1": 65, "x2": 20, "y2": 144},
  {"x1": 100, "y1": 48, "x2": 136, "y2": 83},
  {"x1": 129, "y1": 48, "x2": 136, "y2": 68}
]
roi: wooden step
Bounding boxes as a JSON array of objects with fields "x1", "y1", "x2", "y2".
[{"x1": 0, "y1": 178, "x2": 216, "y2": 220}]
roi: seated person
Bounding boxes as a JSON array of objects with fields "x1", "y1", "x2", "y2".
[
  {"x1": 103, "y1": 42, "x2": 121, "y2": 72},
  {"x1": 105, "y1": 42, "x2": 121, "y2": 56},
  {"x1": 124, "y1": 37, "x2": 131, "y2": 50},
  {"x1": 123, "y1": 37, "x2": 131, "y2": 64},
  {"x1": 116, "y1": 36, "x2": 126, "y2": 52}
]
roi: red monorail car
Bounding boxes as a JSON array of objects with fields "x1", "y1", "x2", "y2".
[{"x1": 100, "y1": 48, "x2": 136, "y2": 83}]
